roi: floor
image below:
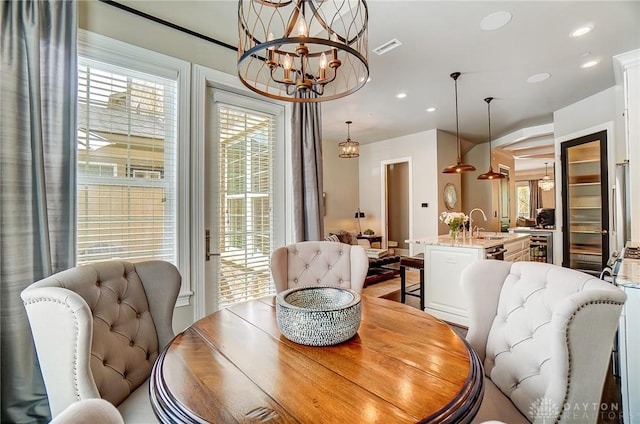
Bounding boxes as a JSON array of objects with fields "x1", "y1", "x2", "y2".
[{"x1": 362, "y1": 269, "x2": 623, "y2": 424}]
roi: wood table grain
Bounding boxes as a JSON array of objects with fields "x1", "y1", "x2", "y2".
[{"x1": 150, "y1": 295, "x2": 484, "y2": 423}]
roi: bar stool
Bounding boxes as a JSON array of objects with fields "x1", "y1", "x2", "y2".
[{"x1": 400, "y1": 255, "x2": 425, "y2": 310}]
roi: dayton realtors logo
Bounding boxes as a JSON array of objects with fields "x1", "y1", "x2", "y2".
[
  {"x1": 529, "y1": 397, "x2": 561, "y2": 423},
  {"x1": 529, "y1": 397, "x2": 622, "y2": 422}
]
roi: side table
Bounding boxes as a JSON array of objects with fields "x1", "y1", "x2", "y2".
[{"x1": 357, "y1": 234, "x2": 382, "y2": 248}]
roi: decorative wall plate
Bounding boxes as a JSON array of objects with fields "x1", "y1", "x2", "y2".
[{"x1": 443, "y1": 183, "x2": 458, "y2": 210}]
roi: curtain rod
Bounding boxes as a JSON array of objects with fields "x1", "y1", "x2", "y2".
[{"x1": 98, "y1": 0, "x2": 238, "y2": 53}]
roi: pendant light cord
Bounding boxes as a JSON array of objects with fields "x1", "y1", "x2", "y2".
[
  {"x1": 486, "y1": 97, "x2": 493, "y2": 150},
  {"x1": 454, "y1": 76, "x2": 461, "y2": 160}
]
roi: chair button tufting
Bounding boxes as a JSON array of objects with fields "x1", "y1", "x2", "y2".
[
  {"x1": 316, "y1": 279, "x2": 321, "y2": 283},
  {"x1": 294, "y1": 278, "x2": 298, "y2": 283},
  {"x1": 129, "y1": 341, "x2": 134, "y2": 347},
  {"x1": 103, "y1": 359, "x2": 107, "y2": 366},
  {"x1": 136, "y1": 313, "x2": 141, "y2": 318},
  {"x1": 339, "y1": 279, "x2": 343, "y2": 283},
  {"x1": 305, "y1": 265, "x2": 309, "y2": 269},
  {"x1": 117, "y1": 298, "x2": 122, "y2": 304},
  {"x1": 328, "y1": 265, "x2": 331, "y2": 270},
  {"x1": 95, "y1": 281, "x2": 101, "y2": 287},
  {"x1": 294, "y1": 250, "x2": 298, "y2": 255},
  {"x1": 339, "y1": 251, "x2": 343, "y2": 255}
]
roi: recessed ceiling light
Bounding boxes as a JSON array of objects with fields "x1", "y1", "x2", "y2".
[
  {"x1": 480, "y1": 11, "x2": 512, "y2": 31},
  {"x1": 527, "y1": 72, "x2": 551, "y2": 83},
  {"x1": 570, "y1": 24, "x2": 594, "y2": 38},
  {"x1": 396, "y1": 93, "x2": 407, "y2": 99},
  {"x1": 426, "y1": 107, "x2": 436, "y2": 112},
  {"x1": 581, "y1": 59, "x2": 600, "y2": 69}
]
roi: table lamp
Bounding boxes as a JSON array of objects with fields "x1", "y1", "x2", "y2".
[{"x1": 355, "y1": 209, "x2": 365, "y2": 235}]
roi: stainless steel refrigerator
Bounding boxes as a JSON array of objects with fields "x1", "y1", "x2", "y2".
[{"x1": 613, "y1": 161, "x2": 632, "y2": 253}]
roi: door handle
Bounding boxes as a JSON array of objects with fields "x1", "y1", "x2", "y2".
[
  {"x1": 206, "y1": 229, "x2": 211, "y2": 261},
  {"x1": 601, "y1": 229, "x2": 608, "y2": 235}
]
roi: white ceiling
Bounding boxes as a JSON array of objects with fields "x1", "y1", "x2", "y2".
[{"x1": 115, "y1": 0, "x2": 640, "y2": 156}]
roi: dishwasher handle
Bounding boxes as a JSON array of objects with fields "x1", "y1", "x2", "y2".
[{"x1": 486, "y1": 247, "x2": 507, "y2": 259}]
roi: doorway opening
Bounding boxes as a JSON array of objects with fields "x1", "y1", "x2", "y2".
[{"x1": 381, "y1": 158, "x2": 412, "y2": 257}]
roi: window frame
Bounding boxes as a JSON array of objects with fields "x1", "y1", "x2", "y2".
[{"x1": 77, "y1": 30, "x2": 192, "y2": 306}]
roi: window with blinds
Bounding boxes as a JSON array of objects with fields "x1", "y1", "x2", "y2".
[
  {"x1": 76, "y1": 58, "x2": 177, "y2": 265},
  {"x1": 215, "y1": 103, "x2": 276, "y2": 308}
]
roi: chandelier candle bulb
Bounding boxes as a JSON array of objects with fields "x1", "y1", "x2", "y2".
[
  {"x1": 319, "y1": 53, "x2": 327, "y2": 80},
  {"x1": 297, "y1": 19, "x2": 308, "y2": 37}
]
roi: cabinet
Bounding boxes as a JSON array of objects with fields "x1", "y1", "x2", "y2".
[
  {"x1": 503, "y1": 237, "x2": 530, "y2": 262},
  {"x1": 618, "y1": 284, "x2": 640, "y2": 424},
  {"x1": 424, "y1": 245, "x2": 484, "y2": 327},
  {"x1": 561, "y1": 131, "x2": 609, "y2": 275}
]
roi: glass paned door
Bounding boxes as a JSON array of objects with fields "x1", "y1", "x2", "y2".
[
  {"x1": 207, "y1": 93, "x2": 280, "y2": 311},
  {"x1": 561, "y1": 130, "x2": 609, "y2": 275}
]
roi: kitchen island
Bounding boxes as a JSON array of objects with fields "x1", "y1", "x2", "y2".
[{"x1": 407, "y1": 232, "x2": 530, "y2": 327}]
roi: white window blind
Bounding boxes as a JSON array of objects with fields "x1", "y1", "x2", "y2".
[
  {"x1": 76, "y1": 57, "x2": 177, "y2": 265},
  {"x1": 215, "y1": 103, "x2": 276, "y2": 308}
]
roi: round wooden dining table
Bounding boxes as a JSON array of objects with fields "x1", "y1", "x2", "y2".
[{"x1": 150, "y1": 294, "x2": 484, "y2": 423}]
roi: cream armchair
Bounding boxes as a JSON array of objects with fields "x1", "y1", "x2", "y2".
[
  {"x1": 21, "y1": 260, "x2": 181, "y2": 423},
  {"x1": 461, "y1": 260, "x2": 626, "y2": 424},
  {"x1": 50, "y1": 399, "x2": 124, "y2": 424},
  {"x1": 270, "y1": 241, "x2": 368, "y2": 293}
]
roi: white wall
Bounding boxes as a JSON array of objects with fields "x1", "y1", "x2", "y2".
[
  {"x1": 322, "y1": 139, "x2": 360, "y2": 235},
  {"x1": 461, "y1": 142, "x2": 496, "y2": 231},
  {"x1": 436, "y1": 131, "x2": 463, "y2": 234},
  {"x1": 614, "y1": 50, "x2": 640, "y2": 244},
  {"x1": 359, "y1": 130, "x2": 440, "y2": 256}
]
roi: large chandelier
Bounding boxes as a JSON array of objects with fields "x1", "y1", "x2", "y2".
[
  {"x1": 238, "y1": 0, "x2": 369, "y2": 102},
  {"x1": 442, "y1": 72, "x2": 476, "y2": 173},
  {"x1": 538, "y1": 162, "x2": 555, "y2": 191},
  {"x1": 339, "y1": 120, "x2": 359, "y2": 158}
]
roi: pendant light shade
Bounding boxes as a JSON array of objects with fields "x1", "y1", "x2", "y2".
[
  {"x1": 443, "y1": 72, "x2": 476, "y2": 174},
  {"x1": 477, "y1": 97, "x2": 505, "y2": 180},
  {"x1": 338, "y1": 121, "x2": 359, "y2": 158}
]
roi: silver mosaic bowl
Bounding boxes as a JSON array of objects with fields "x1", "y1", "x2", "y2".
[{"x1": 275, "y1": 286, "x2": 362, "y2": 347}]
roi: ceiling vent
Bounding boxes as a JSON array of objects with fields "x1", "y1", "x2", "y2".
[{"x1": 373, "y1": 39, "x2": 402, "y2": 56}]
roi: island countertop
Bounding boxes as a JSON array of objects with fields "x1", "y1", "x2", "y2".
[{"x1": 406, "y1": 232, "x2": 531, "y2": 250}]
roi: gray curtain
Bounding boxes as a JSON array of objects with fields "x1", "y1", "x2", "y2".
[
  {"x1": 291, "y1": 96, "x2": 324, "y2": 241},
  {"x1": 1, "y1": 1, "x2": 77, "y2": 422},
  {"x1": 529, "y1": 180, "x2": 542, "y2": 218}
]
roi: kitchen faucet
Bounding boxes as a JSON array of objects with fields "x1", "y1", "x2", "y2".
[{"x1": 468, "y1": 208, "x2": 488, "y2": 238}]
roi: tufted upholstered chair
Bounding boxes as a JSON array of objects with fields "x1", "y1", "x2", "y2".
[
  {"x1": 270, "y1": 241, "x2": 369, "y2": 293},
  {"x1": 21, "y1": 260, "x2": 181, "y2": 423},
  {"x1": 50, "y1": 399, "x2": 124, "y2": 424},
  {"x1": 461, "y1": 260, "x2": 626, "y2": 424}
]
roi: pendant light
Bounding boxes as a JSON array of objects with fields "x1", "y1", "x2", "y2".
[
  {"x1": 538, "y1": 162, "x2": 555, "y2": 191},
  {"x1": 237, "y1": 0, "x2": 369, "y2": 103},
  {"x1": 477, "y1": 97, "x2": 505, "y2": 180},
  {"x1": 442, "y1": 72, "x2": 476, "y2": 174},
  {"x1": 338, "y1": 121, "x2": 359, "y2": 158}
]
